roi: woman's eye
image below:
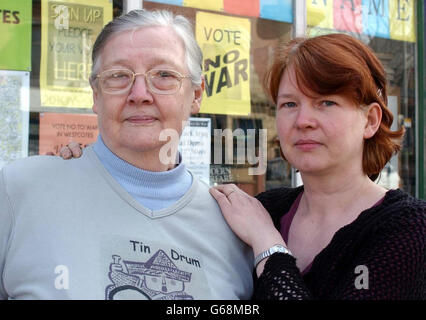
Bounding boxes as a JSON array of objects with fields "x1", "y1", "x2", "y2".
[
  {"x1": 111, "y1": 72, "x2": 129, "y2": 79},
  {"x1": 280, "y1": 102, "x2": 296, "y2": 108},
  {"x1": 157, "y1": 71, "x2": 175, "y2": 78},
  {"x1": 321, "y1": 100, "x2": 336, "y2": 107}
]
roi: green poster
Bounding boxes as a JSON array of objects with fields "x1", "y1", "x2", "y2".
[{"x1": 0, "y1": 0, "x2": 32, "y2": 71}]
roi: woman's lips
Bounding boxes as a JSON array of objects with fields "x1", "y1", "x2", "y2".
[
  {"x1": 295, "y1": 139, "x2": 322, "y2": 151},
  {"x1": 126, "y1": 116, "x2": 157, "y2": 124}
]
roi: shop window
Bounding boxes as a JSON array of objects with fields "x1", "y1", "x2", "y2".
[
  {"x1": 307, "y1": 0, "x2": 418, "y2": 195},
  {"x1": 144, "y1": 1, "x2": 293, "y2": 195}
]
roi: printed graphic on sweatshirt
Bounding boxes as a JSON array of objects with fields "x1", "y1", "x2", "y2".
[{"x1": 102, "y1": 237, "x2": 211, "y2": 300}]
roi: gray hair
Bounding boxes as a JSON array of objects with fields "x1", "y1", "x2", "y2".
[{"x1": 90, "y1": 9, "x2": 203, "y2": 86}]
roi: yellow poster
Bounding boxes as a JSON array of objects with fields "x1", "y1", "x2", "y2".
[
  {"x1": 196, "y1": 12, "x2": 251, "y2": 116},
  {"x1": 389, "y1": 0, "x2": 416, "y2": 42},
  {"x1": 306, "y1": 0, "x2": 334, "y2": 29},
  {"x1": 184, "y1": 0, "x2": 223, "y2": 12},
  {"x1": 40, "y1": 0, "x2": 112, "y2": 108}
]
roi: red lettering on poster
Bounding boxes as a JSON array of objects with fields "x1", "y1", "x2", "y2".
[
  {"x1": 334, "y1": 0, "x2": 363, "y2": 33},
  {"x1": 223, "y1": 0, "x2": 259, "y2": 17}
]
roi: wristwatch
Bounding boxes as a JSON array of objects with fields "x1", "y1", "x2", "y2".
[{"x1": 254, "y1": 244, "x2": 292, "y2": 268}]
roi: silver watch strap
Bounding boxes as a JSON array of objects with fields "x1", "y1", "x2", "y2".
[{"x1": 254, "y1": 244, "x2": 292, "y2": 268}]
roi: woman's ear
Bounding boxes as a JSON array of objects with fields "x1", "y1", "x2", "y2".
[
  {"x1": 363, "y1": 102, "x2": 382, "y2": 139},
  {"x1": 91, "y1": 80, "x2": 99, "y2": 114},
  {"x1": 191, "y1": 76, "x2": 205, "y2": 115}
]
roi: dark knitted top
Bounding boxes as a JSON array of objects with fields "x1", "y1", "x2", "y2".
[{"x1": 253, "y1": 187, "x2": 426, "y2": 300}]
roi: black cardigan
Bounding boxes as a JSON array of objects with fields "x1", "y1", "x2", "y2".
[{"x1": 253, "y1": 187, "x2": 426, "y2": 300}]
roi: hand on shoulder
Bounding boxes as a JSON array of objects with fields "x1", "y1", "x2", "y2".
[
  {"x1": 209, "y1": 184, "x2": 285, "y2": 253},
  {"x1": 59, "y1": 141, "x2": 83, "y2": 159}
]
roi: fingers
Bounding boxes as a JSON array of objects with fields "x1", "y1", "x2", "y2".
[
  {"x1": 213, "y1": 184, "x2": 241, "y2": 197},
  {"x1": 59, "y1": 142, "x2": 82, "y2": 159},
  {"x1": 209, "y1": 188, "x2": 239, "y2": 232},
  {"x1": 209, "y1": 187, "x2": 231, "y2": 206},
  {"x1": 59, "y1": 146, "x2": 72, "y2": 159},
  {"x1": 68, "y1": 142, "x2": 82, "y2": 158},
  {"x1": 209, "y1": 184, "x2": 247, "y2": 211}
]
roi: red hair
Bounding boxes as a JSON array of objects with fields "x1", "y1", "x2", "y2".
[{"x1": 265, "y1": 33, "x2": 404, "y2": 180}]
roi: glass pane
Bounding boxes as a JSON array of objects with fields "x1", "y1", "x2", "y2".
[
  {"x1": 424, "y1": 2, "x2": 426, "y2": 199},
  {"x1": 28, "y1": 0, "x2": 123, "y2": 156},
  {"x1": 368, "y1": 37, "x2": 416, "y2": 195},
  {"x1": 144, "y1": 1, "x2": 293, "y2": 195},
  {"x1": 306, "y1": 0, "x2": 418, "y2": 196}
]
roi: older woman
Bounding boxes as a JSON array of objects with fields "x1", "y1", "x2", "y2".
[
  {"x1": 0, "y1": 10, "x2": 253, "y2": 300},
  {"x1": 210, "y1": 33, "x2": 426, "y2": 300}
]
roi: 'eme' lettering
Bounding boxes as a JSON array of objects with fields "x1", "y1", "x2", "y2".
[
  {"x1": 368, "y1": 0, "x2": 385, "y2": 16},
  {"x1": 397, "y1": 0, "x2": 410, "y2": 21},
  {"x1": 340, "y1": 0, "x2": 356, "y2": 10},
  {"x1": 311, "y1": 0, "x2": 328, "y2": 6}
]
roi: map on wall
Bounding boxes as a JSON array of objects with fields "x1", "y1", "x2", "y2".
[{"x1": 0, "y1": 70, "x2": 30, "y2": 169}]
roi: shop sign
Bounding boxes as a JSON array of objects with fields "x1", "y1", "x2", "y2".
[
  {"x1": 148, "y1": 0, "x2": 293, "y2": 23},
  {"x1": 308, "y1": 0, "x2": 416, "y2": 42}
]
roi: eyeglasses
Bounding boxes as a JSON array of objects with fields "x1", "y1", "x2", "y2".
[{"x1": 94, "y1": 69, "x2": 191, "y2": 95}]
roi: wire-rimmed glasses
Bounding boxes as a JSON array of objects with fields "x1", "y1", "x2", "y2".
[{"x1": 94, "y1": 69, "x2": 191, "y2": 95}]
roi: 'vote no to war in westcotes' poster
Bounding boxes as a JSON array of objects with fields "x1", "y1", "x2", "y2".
[
  {"x1": 40, "y1": 0, "x2": 112, "y2": 108},
  {"x1": 39, "y1": 112, "x2": 98, "y2": 155},
  {"x1": 196, "y1": 12, "x2": 251, "y2": 116}
]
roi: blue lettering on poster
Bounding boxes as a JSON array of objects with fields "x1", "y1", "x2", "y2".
[
  {"x1": 260, "y1": 0, "x2": 293, "y2": 23},
  {"x1": 148, "y1": 0, "x2": 184, "y2": 6},
  {"x1": 362, "y1": 0, "x2": 390, "y2": 38}
]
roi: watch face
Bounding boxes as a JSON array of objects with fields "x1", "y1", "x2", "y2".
[
  {"x1": 272, "y1": 245, "x2": 290, "y2": 255},
  {"x1": 273, "y1": 245, "x2": 285, "y2": 251}
]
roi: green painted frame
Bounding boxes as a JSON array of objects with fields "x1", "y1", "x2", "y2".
[{"x1": 417, "y1": 0, "x2": 425, "y2": 199}]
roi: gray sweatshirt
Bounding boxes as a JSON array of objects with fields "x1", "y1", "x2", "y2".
[{"x1": 0, "y1": 147, "x2": 253, "y2": 300}]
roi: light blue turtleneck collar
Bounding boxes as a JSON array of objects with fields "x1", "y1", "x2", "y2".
[{"x1": 93, "y1": 136, "x2": 192, "y2": 211}]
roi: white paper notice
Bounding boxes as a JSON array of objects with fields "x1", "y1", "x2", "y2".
[{"x1": 179, "y1": 118, "x2": 211, "y2": 186}]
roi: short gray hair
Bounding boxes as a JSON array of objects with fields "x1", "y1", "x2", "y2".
[{"x1": 90, "y1": 9, "x2": 203, "y2": 86}]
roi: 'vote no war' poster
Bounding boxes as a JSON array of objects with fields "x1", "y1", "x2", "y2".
[
  {"x1": 40, "y1": 0, "x2": 112, "y2": 108},
  {"x1": 196, "y1": 12, "x2": 251, "y2": 116}
]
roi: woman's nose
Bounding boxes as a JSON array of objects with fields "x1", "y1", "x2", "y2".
[
  {"x1": 294, "y1": 104, "x2": 317, "y2": 129},
  {"x1": 127, "y1": 75, "x2": 154, "y2": 105}
]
